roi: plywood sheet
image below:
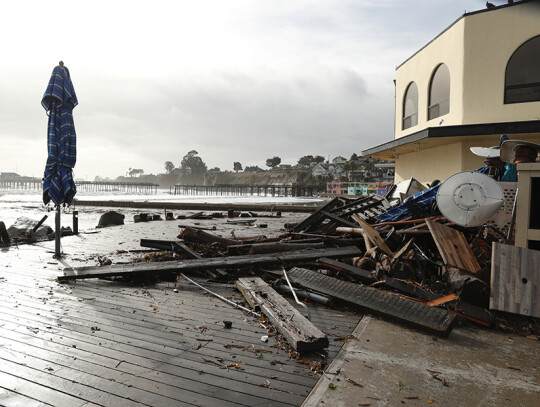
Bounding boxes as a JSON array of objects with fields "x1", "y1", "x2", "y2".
[
  {"x1": 426, "y1": 220, "x2": 481, "y2": 273},
  {"x1": 490, "y1": 242, "x2": 540, "y2": 318}
]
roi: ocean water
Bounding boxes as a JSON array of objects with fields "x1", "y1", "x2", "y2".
[{"x1": 0, "y1": 189, "x2": 324, "y2": 232}]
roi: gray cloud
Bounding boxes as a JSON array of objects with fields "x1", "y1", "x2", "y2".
[{"x1": 0, "y1": 0, "x2": 504, "y2": 178}]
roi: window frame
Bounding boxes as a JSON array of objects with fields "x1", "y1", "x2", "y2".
[
  {"x1": 402, "y1": 82, "x2": 419, "y2": 130},
  {"x1": 504, "y1": 35, "x2": 540, "y2": 105},
  {"x1": 428, "y1": 63, "x2": 450, "y2": 121}
]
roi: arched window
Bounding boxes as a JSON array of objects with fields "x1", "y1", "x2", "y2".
[
  {"x1": 402, "y1": 82, "x2": 418, "y2": 130},
  {"x1": 505, "y1": 35, "x2": 540, "y2": 104},
  {"x1": 428, "y1": 64, "x2": 450, "y2": 120}
]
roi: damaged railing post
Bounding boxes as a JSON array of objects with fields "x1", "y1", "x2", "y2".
[{"x1": 180, "y1": 273, "x2": 260, "y2": 318}]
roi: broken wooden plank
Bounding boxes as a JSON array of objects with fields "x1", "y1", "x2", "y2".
[
  {"x1": 392, "y1": 239, "x2": 414, "y2": 261},
  {"x1": 226, "y1": 241, "x2": 325, "y2": 255},
  {"x1": 139, "y1": 239, "x2": 227, "y2": 278},
  {"x1": 316, "y1": 258, "x2": 377, "y2": 284},
  {"x1": 292, "y1": 198, "x2": 342, "y2": 233},
  {"x1": 58, "y1": 246, "x2": 362, "y2": 281},
  {"x1": 236, "y1": 277, "x2": 328, "y2": 352},
  {"x1": 180, "y1": 227, "x2": 238, "y2": 248},
  {"x1": 319, "y1": 211, "x2": 359, "y2": 228},
  {"x1": 426, "y1": 220, "x2": 480, "y2": 274},
  {"x1": 490, "y1": 242, "x2": 540, "y2": 318},
  {"x1": 427, "y1": 294, "x2": 459, "y2": 307},
  {"x1": 172, "y1": 242, "x2": 228, "y2": 278},
  {"x1": 286, "y1": 267, "x2": 455, "y2": 336},
  {"x1": 352, "y1": 214, "x2": 393, "y2": 256},
  {"x1": 140, "y1": 239, "x2": 178, "y2": 251}
]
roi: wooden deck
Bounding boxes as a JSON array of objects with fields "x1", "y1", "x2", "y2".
[{"x1": 0, "y1": 213, "x2": 362, "y2": 406}]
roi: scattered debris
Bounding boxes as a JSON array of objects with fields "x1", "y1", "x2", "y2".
[{"x1": 55, "y1": 170, "x2": 540, "y2": 357}]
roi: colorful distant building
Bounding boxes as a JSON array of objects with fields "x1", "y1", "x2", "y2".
[
  {"x1": 327, "y1": 181, "x2": 392, "y2": 196},
  {"x1": 326, "y1": 180, "x2": 347, "y2": 195}
]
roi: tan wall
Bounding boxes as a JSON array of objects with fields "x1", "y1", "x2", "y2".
[
  {"x1": 394, "y1": 142, "x2": 466, "y2": 185},
  {"x1": 462, "y1": 2, "x2": 540, "y2": 124},
  {"x1": 394, "y1": 19, "x2": 466, "y2": 138},
  {"x1": 395, "y1": 133, "x2": 540, "y2": 184},
  {"x1": 395, "y1": 2, "x2": 540, "y2": 139}
]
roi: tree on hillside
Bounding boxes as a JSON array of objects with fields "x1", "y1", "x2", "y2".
[
  {"x1": 342, "y1": 161, "x2": 357, "y2": 180},
  {"x1": 164, "y1": 161, "x2": 175, "y2": 174},
  {"x1": 180, "y1": 150, "x2": 207, "y2": 175},
  {"x1": 233, "y1": 162, "x2": 243, "y2": 172},
  {"x1": 129, "y1": 168, "x2": 144, "y2": 177},
  {"x1": 244, "y1": 165, "x2": 264, "y2": 173},
  {"x1": 350, "y1": 153, "x2": 359, "y2": 162},
  {"x1": 265, "y1": 156, "x2": 281, "y2": 169},
  {"x1": 208, "y1": 167, "x2": 221, "y2": 172},
  {"x1": 297, "y1": 155, "x2": 314, "y2": 167},
  {"x1": 313, "y1": 155, "x2": 325, "y2": 164}
]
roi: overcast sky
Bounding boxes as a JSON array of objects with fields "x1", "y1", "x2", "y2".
[{"x1": 0, "y1": 0, "x2": 508, "y2": 179}]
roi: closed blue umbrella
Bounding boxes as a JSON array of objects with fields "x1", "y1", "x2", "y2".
[
  {"x1": 42, "y1": 61, "x2": 78, "y2": 257},
  {"x1": 42, "y1": 61, "x2": 78, "y2": 206}
]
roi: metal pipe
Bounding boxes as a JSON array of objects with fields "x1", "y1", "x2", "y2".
[
  {"x1": 282, "y1": 267, "x2": 311, "y2": 321},
  {"x1": 274, "y1": 284, "x2": 332, "y2": 306},
  {"x1": 180, "y1": 273, "x2": 260, "y2": 318}
]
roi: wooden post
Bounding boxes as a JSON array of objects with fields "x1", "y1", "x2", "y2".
[{"x1": 54, "y1": 206, "x2": 61, "y2": 258}]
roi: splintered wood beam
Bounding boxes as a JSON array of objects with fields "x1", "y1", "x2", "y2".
[
  {"x1": 352, "y1": 214, "x2": 393, "y2": 257},
  {"x1": 58, "y1": 246, "x2": 362, "y2": 281},
  {"x1": 226, "y1": 241, "x2": 325, "y2": 255},
  {"x1": 426, "y1": 220, "x2": 480, "y2": 274},
  {"x1": 236, "y1": 277, "x2": 328, "y2": 352},
  {"x1": 180, "y1": 226, "x2": 238, "y2": 248}
]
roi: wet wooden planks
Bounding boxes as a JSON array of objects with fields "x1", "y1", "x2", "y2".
[
  {"x1": 490, "y1": 242, "x2": 540, "y2": 318},
  {"x1": 0, "y1": 234, "x2": 362, "y2": 407}
]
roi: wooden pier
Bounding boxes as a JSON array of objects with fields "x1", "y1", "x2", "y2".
[
  {"x1": 0, "y1": 180, "x2": 158, "y2": 194},
  {"x1": 0, "y1": 180, "x2": 42, "y2": 191},
  {"x1": 174, "y1": 184, "x2": 320, "y2": 197},
  {"x1": 0, "y1": 215, "x2": 362, "y2": 407},
  {"x1": 76, "y1": 181, "x2": 158, "y2": 194}
]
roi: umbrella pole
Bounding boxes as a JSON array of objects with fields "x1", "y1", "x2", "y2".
[{"x1": 55, "y1": 206, "x2": 61, "y2": 258}]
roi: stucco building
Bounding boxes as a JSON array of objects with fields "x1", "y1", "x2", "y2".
[{"x1": 363, "y1": 0, "x2": 540, "y2": 185}]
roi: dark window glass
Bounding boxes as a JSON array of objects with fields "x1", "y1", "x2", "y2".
[
  {"x1": 428, "y1": 64, "x2": 450, "y2": 120},
  {"x1": 402, "y1": 82, "x2": 418, "y2": 130},
  {"x1": 505, "y1": 35, "x2": 540, "y2": 104},
  {"x1": 530, "y1": 177, "x2": 540, "y2": 229}
]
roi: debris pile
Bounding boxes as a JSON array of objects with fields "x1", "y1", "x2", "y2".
[{"x1": 58, "y1": 146, "x2": 540, "y2": 351}]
